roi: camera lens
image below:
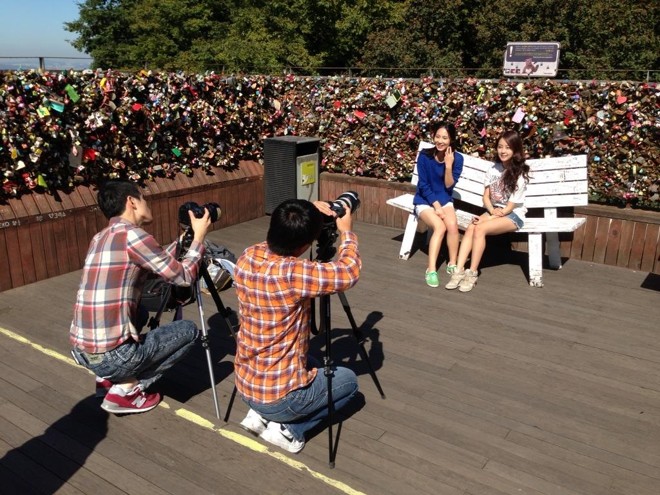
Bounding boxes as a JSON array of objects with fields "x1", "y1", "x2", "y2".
[
  {"x1": 204, "y1": 202, "x2": 222, "y2": 223},
  {"x1": 329, "y1": 191, "x2": 360, "y2": 218}
]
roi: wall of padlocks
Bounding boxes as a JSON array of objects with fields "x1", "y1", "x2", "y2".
[{"x1": 0, "y1": 70, "x2": 658, "y2": 210}]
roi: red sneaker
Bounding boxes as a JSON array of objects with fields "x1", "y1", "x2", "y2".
[
  {"x1": 101, "y1": 385, "x2": 161, "y2": 414},
  {"x1": 95, "y1": 377, "x2": 113, "y2": 398}
]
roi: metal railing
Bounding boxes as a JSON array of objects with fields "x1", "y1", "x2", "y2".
[
  {"x1": 0, "y1": 56, "x2": 92, "y2": 71},
  {"x1": 1, "y1": 57, "x2": 658, "y2": 82}
]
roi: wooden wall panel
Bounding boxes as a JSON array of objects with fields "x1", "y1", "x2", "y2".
[
  {"x1": 40, "y1": 220, "x2": 60, "y2": 279},
  {"x1": 603, "y1": 218, "x2": 622, "y2": 267},
  {"x1": 629, "y1": 223, "x2": 648, "y2": 271},
  {"x1": 640, "y1": 224, "x2": 660, "y2": 273},
  {"x1": 4, "y1": 227, "x2": 24, "y2": 288},
  {"x1": 28, "y1": 222, "x2": 48, "y2": 282},
  {"x1": 616, "y1": 220, "x2": 635, "y2": 268},
  {"x1": 0, "y1": 230, "x2": 12, "y2": 291},
  {"x1": 2, "y1": 168, "x2": 659, "y2": 291}
]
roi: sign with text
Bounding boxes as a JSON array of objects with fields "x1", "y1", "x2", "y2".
[{"x1": 503, "y1": 42, "x2": 560, "y2": 77}]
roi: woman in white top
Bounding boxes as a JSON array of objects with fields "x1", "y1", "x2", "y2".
[{"x1": 446, "y1": 130, "x2": 530, "y2": 292}]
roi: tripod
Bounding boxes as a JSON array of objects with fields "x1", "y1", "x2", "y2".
[
  {"x1": 312, "y1": 289, "x2": 386, "y2": 467},
  {"x1": 149, "y1": 228, "x2": 237, "y2": 419},
  {"x1": 310, "y1": 225, "x2": 387, "y2": 466}
]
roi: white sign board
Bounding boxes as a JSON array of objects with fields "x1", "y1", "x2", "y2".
[{"x1": 503, "y1": 42, "x2": 560, "y2": 77}]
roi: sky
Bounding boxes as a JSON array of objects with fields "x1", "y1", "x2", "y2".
[{"x1": 0, "y1": 0, "x2": 90, "y2": 68}]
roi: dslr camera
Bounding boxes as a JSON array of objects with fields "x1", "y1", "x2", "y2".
[
  {"x1": 316, "y1": 191, "x2": 360, "y2": 261},
  {"x1": 178, "y1": 201, "x2": 222, "y2": 226}
]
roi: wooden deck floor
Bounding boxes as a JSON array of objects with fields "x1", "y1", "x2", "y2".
[{"x1": 0, "y1": 216, "x2": 659, "y2": 495}]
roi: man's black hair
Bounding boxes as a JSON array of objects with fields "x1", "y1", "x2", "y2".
[
  {"x1": 97, "y1": 180, "x2": 142, "y2": 219},
  {"x1": 267, "y1": 199, "x2": 323, "y2": 256}
]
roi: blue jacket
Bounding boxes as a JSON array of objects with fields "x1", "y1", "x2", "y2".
[{"x1": 413, "y1": 150, "x2": 464, "y2": 207}]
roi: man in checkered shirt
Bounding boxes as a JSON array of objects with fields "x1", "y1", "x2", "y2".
[
  {"x1": 70, "y1": 180, "x2": 211, "y2": 414},
  {"x1": 234, "y1": 199, "x2": 362, "y2": 453}
]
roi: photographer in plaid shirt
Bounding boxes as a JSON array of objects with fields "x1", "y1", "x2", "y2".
[
  {"x1": 234, "y1": 199, "x2": 361, "y2": 453},
  {"x1": 70, "y1": 180, "x2": 211, "y2": 414}
]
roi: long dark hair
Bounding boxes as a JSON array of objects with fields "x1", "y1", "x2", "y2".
[
  {"x1": 496, "y1": 130, "x2": 530, "y2": 194},
  {"x1": 421, "y1": 121, "x2": 458, "y2": 158}
]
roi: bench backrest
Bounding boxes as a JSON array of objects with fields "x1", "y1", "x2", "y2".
[{"x1": 412, "y1": 141, "x2": 588, "y2": 209}]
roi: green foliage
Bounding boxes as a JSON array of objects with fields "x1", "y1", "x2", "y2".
[{"x1": 65, "y1": 0, "x2": 658, "y2": 76}]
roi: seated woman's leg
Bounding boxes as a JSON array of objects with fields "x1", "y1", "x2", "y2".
[
  {"x1": 468, "y1": 217, "x2": 518, "y2": 272},
  {"x1": 441, "y1": 205, "x2": 459, "y2": 270},
  {"x1": 418, "y1": 208, "x2": 447, "y2": 287}
]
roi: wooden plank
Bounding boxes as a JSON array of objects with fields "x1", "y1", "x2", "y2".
[
  {"x1": 604, "y1": 218, "x2": 623, "y2": 267},
  {"x1": 640, "y1": 223, "x2": 659, "y2": 273},
  {"x1": 28, "y1": 222, "x2": 48, "y2": 282},
  {"x1": 616, "y1": 219, "x2": 635, "y2": 268},
  {"x1": 0, "y1": 229, "x2": 12, "y2": 291},
  {"x1": 3, "y1": 227, "x2": 25, "y2": 288},
  {"x1": 629, "y1": 222, "x2": 648, "y2": 270},
  {"x1": 579, "y1": 215, "x2": 598, "y2": 262},
  {"x1": 526, "y1": 180, "x2": 589, "y2": 197},
  {"x1": 591, "y1": 216, "x2": 611, "y2": 264},
  {"x1": 51, "y1": 218, "x2": 71, "y2": 275}
]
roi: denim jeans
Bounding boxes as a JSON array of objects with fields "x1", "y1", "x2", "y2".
[
  {"x1": 72, "y1": 319, "x2": 199, "y2": 390},
  {"x1": 245, "y1": 366, "x2": 359, "y2": 442}
]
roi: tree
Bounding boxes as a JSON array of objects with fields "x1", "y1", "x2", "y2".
[{"x1": 65, "y1": 0, "x2": 138, "y2": 69}]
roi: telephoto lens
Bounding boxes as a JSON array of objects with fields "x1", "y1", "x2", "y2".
[{"x1": 328, "y1": 191, "x2": 360, "y2": 218}]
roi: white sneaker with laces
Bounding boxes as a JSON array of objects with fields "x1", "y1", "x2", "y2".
[
  {"x1": 259, "y1": 421, "x2": 305, "y2": 453},
  {"x1": 458, "y1": 269, "x2": 479, "y2": 292},
  {"x1": 239, "y1": 409, "x2": 269, "y2": 436}
]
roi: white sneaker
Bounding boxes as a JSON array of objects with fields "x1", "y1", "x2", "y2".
[
  {"x1": 445, "y1": 268, "x2": 465, "y2": 290},
  {"x1": 239, "y1": 409, "x2": 269, "y2": 436},
  {"x1": 458, "y1": 269, "x2": 479, "y2": 292},
  {"x1": 259, "y1": 421, "x2": 305, "y2": 453}
]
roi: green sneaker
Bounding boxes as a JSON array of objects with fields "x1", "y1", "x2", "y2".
[
  {"x1": 446, "y1": 264, "x2": 458, "y2": 274},
  {"x1": 425, "y1": 270, "x2": 439, "y2": 288}
]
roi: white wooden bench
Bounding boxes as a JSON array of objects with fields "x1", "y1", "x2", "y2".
[{"x1": 386, "y1": 143, "x2": 588, "y2": 287}]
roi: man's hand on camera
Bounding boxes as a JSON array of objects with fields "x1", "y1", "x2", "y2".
[
  {"x1": 335, "y1": 208, "x2": 353, "y2": 233},
  {"x1": 189, "y1": 209, "x2": 211, "y2": 243},
  {"x1": 313, "y1": 200, "x2": 335, "y2": 217}
]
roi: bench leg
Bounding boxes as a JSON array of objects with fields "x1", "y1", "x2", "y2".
[
  {"x1": 543, "y1": 207, "x2": 562, "y2": 270},
  {"x1": 528, "y1": 233, "x2": 544, "y2": 287},
  {"x1": 399, "y1": 213, "x2": 418, "y2": 260},
  {"x1": 546, "y1": 232, "x2": 562, "y2": 270}
]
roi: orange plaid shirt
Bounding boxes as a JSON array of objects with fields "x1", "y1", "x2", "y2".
[{"x1": 233, "y1": 231, "x2": 360, "y2": 404}]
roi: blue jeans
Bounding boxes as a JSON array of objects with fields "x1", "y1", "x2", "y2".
[
  {"x1": 245, "y1": 366, "x2": 359, "y2": 442},
  {"x1": 72, "y1": 319, "x2": 199, "y2": 390}
]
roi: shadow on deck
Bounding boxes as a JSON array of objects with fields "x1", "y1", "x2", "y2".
[{"x1": 0, "y1": 217, "x2": 659, "y2": 495}]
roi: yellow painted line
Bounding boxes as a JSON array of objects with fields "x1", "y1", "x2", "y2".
[{"x1": 0, "y1": 326, "x2": 367, "y2": 495}]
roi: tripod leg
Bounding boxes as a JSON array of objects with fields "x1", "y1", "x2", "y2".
[
  {"x1": 199, "y1": 263, "x2": 239, "y2": 421},
  {"x1": 195, "y1": 278, "x2": 222, "y2": 419},
  {"x1": 320, "y1": 294, "x2": 336, "y2": 468},
  {"x1": 200, "y1": 265, "x2": 237, "y2": 339},
  {"x1": 224, "y1": 385, "x2": 238, "y2": 423},
  {"x1": 336, "y1": 292, "x2": 386, "y2": 399}
]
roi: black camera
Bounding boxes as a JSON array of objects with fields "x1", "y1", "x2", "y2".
[
  {"x1": 326, "y1": 191, "x2": 360, "y2": 221},
  {"x1": 178, "y1": 201, "x2": 222, "y2": 226},
  {"x1": 316, "y1": 191, "x2": 360, "y2": 261}
]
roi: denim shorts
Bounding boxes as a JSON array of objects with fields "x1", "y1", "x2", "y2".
[{"x1": 507, "y1": 212, "x2": 524, "y2": 229}]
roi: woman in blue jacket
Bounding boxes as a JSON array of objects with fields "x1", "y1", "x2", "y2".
[{"x1": 413, "y1": 121, "x2": 464, "y2": 287}]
